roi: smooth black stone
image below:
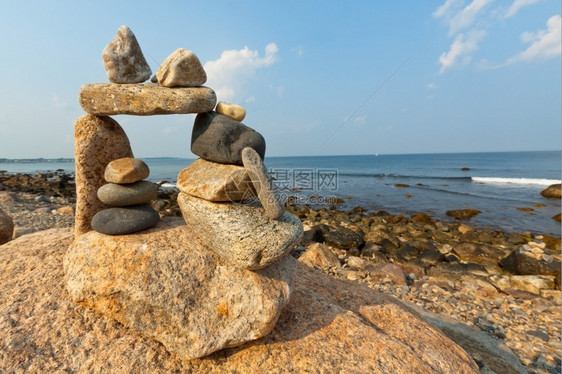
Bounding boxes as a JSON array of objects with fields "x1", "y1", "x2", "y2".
[
  {"x1": 191, "y1": 111, "x2": 265, "y2": 165},
  {"x1": 91, "y1": 205, "x2": 160, "y2": 235}
]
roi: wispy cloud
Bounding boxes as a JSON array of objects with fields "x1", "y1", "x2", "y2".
[
  {"x1": 506, "y1": 14, "x2": 561, "y2": 64},
  {"x1": 439, "y1": 30, "x2": 487, "y2": 73},
  {"x1": 433, "y1": 0, "x2": 554, "y2": 73},
  {"x1": 53, "y1": 94, "x2": 68, "y2": 109},
  {"x1": 504, "y1": 0, "x2": 542, "y2": 19},
  {"x1": 204, "y1": 43, "x2": 279, "y2": 102},
  {"x1": 427, "y1": 82, "x2": 438, "y2": 89}
]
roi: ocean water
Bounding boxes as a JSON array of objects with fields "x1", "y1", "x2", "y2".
[{"x1": 1, "y1": 151, "x2": 560, "y2": 236}]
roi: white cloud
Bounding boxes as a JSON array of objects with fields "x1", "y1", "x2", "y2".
[
  {"x1": 204, "y1": 43, "x2": 279, "y2": 103},
  {"x1": 245, "y1": 96, "x2": 256, "y2": 103},
  {"x1": 427, "y1": 82, "x2": 438, "y2": 89},
  {"x1": 506, "y1": 15, "x2": 561, "y2": 64},
  {"x1": 439, "y1": 30, "x2": 487, "y2": 73},
  {"x1": 504, "y1": 0, "x2": 542, "y2": 19},
  {"x1": 434, "y1": 0, "x2": 493, "y2": 36},
  {"x1": 448, "y1": 0, "x2": 493, "y2": 35},
  {"x1": 291, "y1": 46, "x2": 304, "y2": 58},
  {"x1": 353, "y1": 116, "x2": 367, "y2": 126}
]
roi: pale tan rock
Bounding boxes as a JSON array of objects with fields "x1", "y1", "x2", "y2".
[
  {"x1": 242, "y1": 147, "x2": 284, "y2": 219},
  {"x1": 176, "y1": 158, "x2": 256, "y2": 202},
  {"x1": 79, "y1": 83, "x2": 216, "y2": 116},
  {"x1": 102, "y1": 25, "x2": 152, "y2": 83},
  {"x1": 298, "y1": 242, "x2": 341, "y2": 269},
  {"x1": 74, "y1": 114, "x2": 133, "y2": 238},
  {"x1": 104, "y1": 157, "x2": 149, "y2": 184},
  {"x1": 56, "y1": 206, "x2": 74, "y2": 216},
  {"x1": 0, "y1": 207, "x2": 13, "y2": 244},
  {"x1": 64, "y1": 218, "x2": 295, "y2": 360},
  {"x1": 156, "y1": 48, "x2": 207, "y2": 87},
  {"x1": 216, "y1": 101, "x2": 246, "y2": 122},
  {"x1": 0, "y1": 228, "x2": 479, "y2": 373},
  {"x1": 509, "y1": 275, "x2": 556, "y2": 294},
  {"x1": 178, "y1": 192, "x2": 302, "y2": 270}
]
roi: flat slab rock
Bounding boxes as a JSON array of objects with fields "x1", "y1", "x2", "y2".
[
  {"x1": 79, "y1": 83, "x2": 216, "y2": 116},
  {"x1": 178, "y1": 192, "x2": 303, "y2": 270},
  {"x1": 0, "y1": 227, "x2": 479, "y2": 373},
  {"x1": 64, "y1": 218, "x2": 296, "y2": 360}
]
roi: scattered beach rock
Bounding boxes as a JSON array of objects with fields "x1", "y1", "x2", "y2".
[
  {"x1": 394, "y1": 183, "x2": 410, "y2": 188},
  {"x1": 500, "y1": 247, "x2": 561, "y2": 279},
  {"x1": 298, "y1": 242, "x2": 342, "y2": 269},
  {"x1": 74, "y1": 114, "x2": 133, "y2": 238},
  {"x1": 216, "y1": 101, "x2": 246, "y2": 122},
  {"x1": 552, "y1": 213, "x2": 561, "y2": 222},
  {"x1": 540, "y1": 183, "x2": 561, "y2": 198},
  {"x1": 2, "y1": 228, "x2": 480, "y2": 373},
  {"x1": 79, "y1": 83, "x2": 216, "y2": 116},
  {"x1": 461, "y1": 167, "x2": 471, "y2": 171},
  {"x1": 104, "y1": 157, "x2": 150, "y2": 184},
  {"x1": 446, "y1": 209, "x2": 481, "y2": 220},
  {"x1": 176, "y1": 158, "x2": 256, "y2": 202},
  {"x1": 178, "y1": 192, "x2": 302, "y2": 270},
  {"x1": 102, "y1": 25, "x2": 152, "y2": 84},
  {"x1": 90, "y1": 205, "x2": 160, "y2": 235},
  {"x1": 97, "y1": 181, "x2": 158, "y2": 206},
  {"x1": 242, "y1": 147, "x2": 284, "y2": 219},
  {"x1": 191, "y1": 111, "x2": 266, "y2": 165},
  {"x1": 156, "y1": 48, "x2": 207, "y2": 88},
  {"x1": 0, "y1": 208, "x2": 13, "y2": 244},
  {"x1": 65, "y1": 218, "x2": 296, "y2": 360}
]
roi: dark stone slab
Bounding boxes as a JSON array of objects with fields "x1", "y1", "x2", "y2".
[
  {"x1": 91, "y1": 205, "x2": 160, "y2": 235},
  {"x1": 191, "y1": 111, "x2": 265, "y2": 165}
]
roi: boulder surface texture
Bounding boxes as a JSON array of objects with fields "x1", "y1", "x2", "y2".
[
  {"x1": 65, "y1": 218, "x2": 295, "y2": 360},
  {"x1": 0, "y1": 226, "x2": 479, "y2": 373}
]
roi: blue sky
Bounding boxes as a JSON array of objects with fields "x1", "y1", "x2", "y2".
[{"x1": 0, "y1": 0, "x2": 560, "y2": 158}]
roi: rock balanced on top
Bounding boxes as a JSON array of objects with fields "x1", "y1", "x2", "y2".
[{"x1": 68, "y1": 25, "x2": 303, "y2": 361}]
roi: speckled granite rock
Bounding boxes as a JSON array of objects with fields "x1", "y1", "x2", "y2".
[
  {"x1": 156, "y1": 48, "x2": 207, "y2": 87},
  {"x1": 176, "y1": 158, "x2": 256, "y2": 202},
  {"x1": 65, "y1": 218, "x2": 295, "y2": 359},
  {"x1": 74, "y1": 114, "x2": 133, "y2": 238},
  {"x1": 178, "y1": 192, "x2": 302, "y2": 270},
  {"x1": 242, "y1": 147, "x2": 284, "y2": 219},
  {"x1": 79, "y1": 83, "x2": 216, "y2": 116},
  {"x1": 102, "y1": 25, "x2": 151, "y2": 84},
  {"x1": 0, "y1": 227, "x2": 479, "y2": 373}
]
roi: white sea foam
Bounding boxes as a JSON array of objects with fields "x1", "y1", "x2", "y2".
[
  {"x1": 159, "y1": 182, "x2": 177, "y2": 189},
  {"x1": 471, "y1": 177, "x2": 560, "y2": 187}
]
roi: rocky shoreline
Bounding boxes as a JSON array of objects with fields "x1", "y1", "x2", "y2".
[{"x1": 1, "y1": 171, "x2": 561, "y2": 373}]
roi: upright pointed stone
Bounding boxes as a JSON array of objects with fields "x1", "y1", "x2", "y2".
[
  {"x1": 74, "y1": 115, "x2": 133, "y2": 238},
  {"x1": 156, "y1": 48, "x2": 207, "y2": 87},
  {"x1": 102, "y1": 25, "x2": 152, "y2": 83}
]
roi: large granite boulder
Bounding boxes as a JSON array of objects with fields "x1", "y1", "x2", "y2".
[
  {"x1": 178, "y1": 192, "x2": 303, "y2": 270},
  {"x1": 64, "y1": 218, "x2": 296, "y2": 360},
  {"x1": 191, "y1": 111, "x2": 266, "y2": 165},
  {"x1": 79, "y1": 83, "x2": 216, "y2": 116},
  {"x1": 74, "y1": 114, "x2": 133, "y2": 238},
  {"x1": 0, "y1": 227, "x2": 480, "y2": 373}
]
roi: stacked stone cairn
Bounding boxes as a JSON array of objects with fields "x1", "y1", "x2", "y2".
[
  {"x1": 64, "y1": 25, "x2": 302, "y2": 360},
  {"x1": 91, "y1": 157, "x2": 159, "y2": 235}
]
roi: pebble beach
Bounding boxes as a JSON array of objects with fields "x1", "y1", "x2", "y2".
[{"x1": 0, "y1": 173, "x2": 560, "y2": 374}]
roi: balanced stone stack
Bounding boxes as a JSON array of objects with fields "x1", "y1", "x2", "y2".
[
  {"x1": 177, "y1": 109, "x2": 303, "y2": 269},
  {"x1": 65, "y1": 25, "x2": 302, "y2": 361},
  {"x1": 91, "y1": 157, "x2": 159, "y2": 235}
]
